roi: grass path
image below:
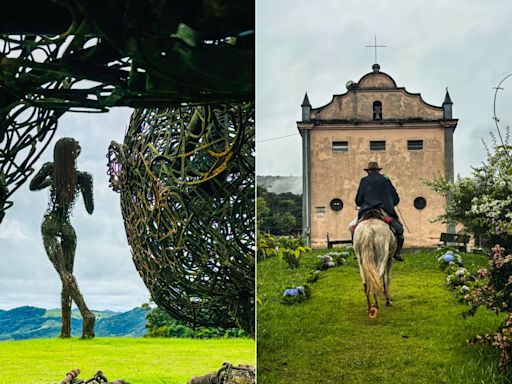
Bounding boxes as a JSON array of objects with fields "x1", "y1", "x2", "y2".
[
  {"x1": 0, "y1": 337, "x2": 254, "y2": 384},
  {"x1": 257, "y1": 249, "x2": 511, "y2": 384}
]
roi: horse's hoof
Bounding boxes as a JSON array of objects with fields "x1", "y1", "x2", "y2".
[
  {"x1": 368, "y1": 307, "x2": 378, "y2": 319},
  {"x1": 386, "y1": 301, "x2": 392, "y2": 307}
]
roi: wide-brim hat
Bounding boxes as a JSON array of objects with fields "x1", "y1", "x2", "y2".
[{"x1": 364, "y1": 161, "x2": 382, "y2": 171}]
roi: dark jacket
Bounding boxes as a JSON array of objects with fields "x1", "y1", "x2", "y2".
[{"x1": 355, "y1": 172, "x2": 400, "y2": 220}]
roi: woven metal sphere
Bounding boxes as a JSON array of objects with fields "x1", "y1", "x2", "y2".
[{"x1": 108, "y1": 102, "x2": 254, "y2": 334}]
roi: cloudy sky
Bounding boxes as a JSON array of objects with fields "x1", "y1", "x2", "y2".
[
  {"x1": 256, "y1": 0, "x2": 512, "y2": 177},
  {"x1": 0, "y1": 108, "x2": 150, "y2": 311}
]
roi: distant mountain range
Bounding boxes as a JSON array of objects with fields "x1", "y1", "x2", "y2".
[{"x1": 0, "y1": 306, "x2": 147, "y2": 340}]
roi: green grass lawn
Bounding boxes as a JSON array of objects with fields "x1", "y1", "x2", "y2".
[
  {"x1": 0, "y1": 337, "x2": 254, "y2": 384},
  {"x1": 257, "y1": 248, "x2": 512, "y2": 384}
]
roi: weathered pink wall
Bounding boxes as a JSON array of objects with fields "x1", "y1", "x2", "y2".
[{"x1": 309, "y1": 125, "x2": 448, "y2": 248}]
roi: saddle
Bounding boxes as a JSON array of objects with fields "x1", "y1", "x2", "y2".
[{"x1": 352, "y1": 209, "x2": 396, "y2": 234}]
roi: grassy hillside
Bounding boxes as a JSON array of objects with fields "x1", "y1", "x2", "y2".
[
  {"x1": 0, "y1": 307, "x2": 147, "y2": 340},
  {"x1": 258, "y1": 249, "x2": 512, "y2": 384},
  {"x1": 0, "y1": 337, "x2": 254, "y2": 384}
]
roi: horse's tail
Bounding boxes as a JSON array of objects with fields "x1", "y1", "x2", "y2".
[{"x1": 357, "y1": 224, "x2": 385, "y2": 298}]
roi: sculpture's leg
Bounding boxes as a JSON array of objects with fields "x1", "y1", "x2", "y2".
[
  {"x1": 60, "y1": 283, "x2": 72, "y2": 338},
  {"x1": 42, "y1": 215, "x2": 71, "y2": 338},
  {"x1": 61, "y1": 223, "x2": 77, "y2": 338},
  {"x1": 60, "y1": 270, "x2": 95, "y2": 338},
  {"x1": 62, "y1": 223, "x2": 76, "y2": 273},
  {"x1": 60, "y1": 221, "x2": 95, "y2": 339}
]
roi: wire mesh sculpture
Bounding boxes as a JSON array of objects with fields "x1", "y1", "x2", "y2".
[
  {"x1": 108, "y1": 102, "x2": 255, "y2": 335},
  {"x1": 30, "y1": 137, "x2": 95, "y2": 338},
  {"x1": 188, "y1": 362, "x2": 255, "y2": 384},
  {"x1": 0, "y1": 32, "x2": 71, "y2": 223},
  {"x1": 0, "y1": 0, "x2": 254, "y2": 224}
]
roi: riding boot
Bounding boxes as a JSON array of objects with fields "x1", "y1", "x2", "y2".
[{"x1": 394, "y1": 236, "x2": 404, "y2": 261}]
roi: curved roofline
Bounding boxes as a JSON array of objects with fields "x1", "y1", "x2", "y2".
[
  {"x1": 398, "y1": 87, "x2": 444, "y2": 110},
  {"x1": 310, "y1": 80, "x2": 443, "y2": 113},
  {"x1": 358, "y1": 70, "x2": 398, "y2": 88},
  {"x1": 310, "y1": 90, "x2": 350, "y2": 112}
]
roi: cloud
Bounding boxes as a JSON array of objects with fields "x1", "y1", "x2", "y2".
[{"x1": 0, "y1": 218, "x2": 28, "y2": 241}]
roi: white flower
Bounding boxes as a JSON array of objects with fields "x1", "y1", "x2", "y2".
[{"x1": 460, "y1": 285, "x2": 470, "y2": 293}]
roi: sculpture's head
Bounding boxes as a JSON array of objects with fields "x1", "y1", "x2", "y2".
[{"x1": 53, "y1": 137, "x2": 81, "y2": 209}]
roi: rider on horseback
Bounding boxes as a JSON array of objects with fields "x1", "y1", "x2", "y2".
[{"x1": 355, "y1": 161, "x2": 404, "y2": 261}]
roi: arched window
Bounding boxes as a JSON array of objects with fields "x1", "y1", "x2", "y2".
[{"x1": 373, "y1": 100, "x2": 382, "y2": 121}]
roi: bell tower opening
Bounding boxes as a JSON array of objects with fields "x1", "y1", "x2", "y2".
[{"x1": 373, "y1": 100, "x2": 382, "y2": 120}]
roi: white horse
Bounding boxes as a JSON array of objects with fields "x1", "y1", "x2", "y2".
[{"x1": 353, "y1": 210, "x2": 397, "y2": 318}]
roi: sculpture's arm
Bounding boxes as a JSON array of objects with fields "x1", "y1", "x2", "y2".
[
  {"x1": 78, "y1": 172, "x2": 94, "y2": 214},
  {"x1": 29, "y1": 162, "x2": 53, "y2": 191}
]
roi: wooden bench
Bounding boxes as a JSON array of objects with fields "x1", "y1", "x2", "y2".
[
  {"x1": 439, "y1": 232, "x2": 470, "y2": 252},
  {"x1": 326, "y1": 233, "x2": 352, "y2": 249}
]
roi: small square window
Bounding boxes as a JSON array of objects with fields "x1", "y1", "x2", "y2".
[
  {"x1": 315, "y1": 206, "x2": 326, "y2": 218},
  {"x1": 370, "y1": 140, "x2": 386, "y2": 151},
  {"x1": 408, "y1": 140, "x2": 423, "y2": 150},
  {"x1": 332, "y1": 141, "x2": 348, "y2": 152}
]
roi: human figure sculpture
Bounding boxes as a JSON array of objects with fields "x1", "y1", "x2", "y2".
[{"x1": 30, "y1": 137, "x2": 95, "y2": 338}]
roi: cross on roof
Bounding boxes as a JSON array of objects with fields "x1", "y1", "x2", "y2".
[{"x1": 365, "y1": 35, "x2": 386, "y2": 64}]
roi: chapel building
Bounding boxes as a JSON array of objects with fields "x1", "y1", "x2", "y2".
[{"x1": 297, "y1": 64, "x2": 458, "y2": 248}]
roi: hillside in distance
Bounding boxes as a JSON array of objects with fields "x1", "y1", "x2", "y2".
[{"x1": 0, "y1": 306, "x2": 147, "y2": 340}]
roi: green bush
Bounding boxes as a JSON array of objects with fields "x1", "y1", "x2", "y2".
[
  {"x1": 142, "y1": 303, "x2": 247, "y2": 338},
  {"x1": 279, "y1": 246, "x2": 308, "y2": 269},
  {"x1": 427, "y1": 131, "x2": 512, "y2": 250},
  {"x1": 257, "y1": 232, "x2": 310, "y2": 269}
]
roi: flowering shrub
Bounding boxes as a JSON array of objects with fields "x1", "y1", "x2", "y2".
[
  {"x1": 427, "y1": 131, "x2": 512, "y2": 250},
  {"x1": 462, "y1": 245, "x2": 512, "y2": 370},
  {"x1": 316, "y1": 251, "x2": 350, "y2": 270},
  {"x1": 317, "y1": 255, "x2": 336, "y2": 270},
  {"x1": 463, "y1": 246, "x2": 512, "y2": 313},
  {"x1": 445, "y1": 266, "x2": 470, "y2": 288},
  {"x1": 437, "y1": 247, "x2": 474, "y2": 304},
  {"x1": 469, "y1": 313, "x2": 512, "y2": 371},
  {"x1": 332, "y1": 250, "x2": 352, "y2": 265},
  {"x1": 281, "y1": 285, "x2": 311, "y2": 305},
  {"x1": 437, "y1": 250, "x2": 463, "y2": 268}
]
